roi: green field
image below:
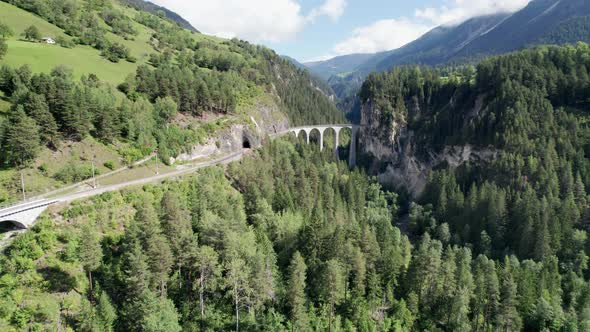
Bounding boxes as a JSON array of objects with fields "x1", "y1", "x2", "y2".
[
  {"x1": 0, "y1": 1, "x2": 155, "y2": 84},
  {"x1": 2, "y1": 40, "x2": 141, "y2": 84},
  {"x1": 0, "y1": 1, "x2": 230, "y2": 85}
]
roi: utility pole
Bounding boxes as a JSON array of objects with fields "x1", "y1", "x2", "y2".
[
  {"x1": 15, "y1": 161, "x2": 26, "y2": 201},
  {"x1": 91, "y1": 146, "x2": 97, "y2": 189},
  {"x1": 155, "y1": 148, "x2": 159, "y2": 175},
  {"x1": 20, "y1": 170, "x2": 26, "y2": 201}
]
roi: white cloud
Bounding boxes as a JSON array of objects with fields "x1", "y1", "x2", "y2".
[
  {"x1": 333, "y1": 18, "x2": 432, "y2": 55},
  {"x1": 328, "y1": 0, "x2": 531, "y2": 57},
  {"x1": 415, "y1": 0, "x2": 531, "y2": 26},
  {"x1": 151, "y1": 0, "x2": 346, "y2": 43},
  {"x1": 307, "y1": 0, "x2": 347, "y2": 23}
]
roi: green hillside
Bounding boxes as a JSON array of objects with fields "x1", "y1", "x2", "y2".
[
  {"x1": 0, "y1": 1, "x2": 145, "y2": 84},
  {"x1": 0, "y1": 0, "x2": 344, "y2": 203},
  {"x1": 0, "y1": 1, "x2": 225, "y2": 84}
]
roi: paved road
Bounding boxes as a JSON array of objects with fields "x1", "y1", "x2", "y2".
[
  {"x1": 36, "y1": 153, "x2": 157, "y2": 200},
  {"x1": 0, "y1": 151, "x2": 244, "y2": 217},
  {"x1": 59, "y1": 151, "x2": 243, "y2": 203}
]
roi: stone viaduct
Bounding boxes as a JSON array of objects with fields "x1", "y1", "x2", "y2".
[{"x1": 285, "y1": 124, "x2": 360, "y2": 168}]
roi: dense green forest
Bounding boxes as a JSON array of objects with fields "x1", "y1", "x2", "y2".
[
  {"x1": 1, "y1": 138, "x2": 590, "y2": 331},
  {"x1": 361, "y1": 44, "x2": 590, "y2": 265},
  {"x1": 359, "y1": 42, "x2": 590, "y2": 321}
]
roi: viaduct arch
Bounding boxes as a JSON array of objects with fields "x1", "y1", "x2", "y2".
[{"x1": 287, "y1": 124, "x2": 360, "y2": 168}]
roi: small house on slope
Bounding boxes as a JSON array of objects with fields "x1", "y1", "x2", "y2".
[{"x1": 41, "y1": 37, "x2": 55, "y2": 45}]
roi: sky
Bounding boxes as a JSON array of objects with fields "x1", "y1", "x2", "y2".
[{"x1": 150, "y1": 0, "x2": 531, "y2": 63}]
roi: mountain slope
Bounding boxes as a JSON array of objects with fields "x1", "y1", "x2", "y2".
[
  {"x1": 453, "y1": 0, "x2": 590, "y2": 59},
  {"x1": 304, "y1": 53, "x2": 376, "y2": 80},
  {"x1": 314, "y1": 0, "x2": 590, "y2": 122},
  {"x1": 0, "y1": 0, "x2": 344, "y2": 202},
  {"x1": 281, "y1": 55, "x2": 306, "y2": 70},
  {"x1": 373, "y1": 13, "x2": 510, "y2": 70},
  {"x1": 374, "y1": 0, "x2": 590, "y2": 71},
  {"x1": 120, "y1": 0, "x2": 199, "y2": 32},
  {"x1": 358, "y1": 42, "x2": 590, "y2": 259}
]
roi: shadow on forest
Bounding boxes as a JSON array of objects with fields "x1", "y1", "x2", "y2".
[{"x1": 38, "y1": 266, "x2": 77, "y2": 293}]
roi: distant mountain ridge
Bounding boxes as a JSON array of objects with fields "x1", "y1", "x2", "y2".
[
  {"x1": 446, "y1": 0, "x2": 590, "y2": 61},
  {"x1": 307, "y1": 0, "x2": 590, "y2": 108},
  {"x1": 120, "y1": 0, "x2": 199, "y2": 32},
  {"x1": 371, "y1": 13, "x2": 511, "y2": 70},
  {"x1": 304, "y1": 53, "x2": 376, "y2": 80}
]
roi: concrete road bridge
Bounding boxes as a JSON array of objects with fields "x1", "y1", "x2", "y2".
[{"x1": 0, "y1": 124, "x2": 361, "y2": 230}]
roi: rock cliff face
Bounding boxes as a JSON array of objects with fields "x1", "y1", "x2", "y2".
[
  {"x1": 359, "y1": 100, "x2": 497, "y2": 197},
  {"x1": 172, "y1": 101, "x2": 289, "y2": 163}
]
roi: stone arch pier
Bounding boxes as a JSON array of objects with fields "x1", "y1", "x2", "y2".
[{"x1": 287, "y1": 124, "x2": 360, "y2": 168}]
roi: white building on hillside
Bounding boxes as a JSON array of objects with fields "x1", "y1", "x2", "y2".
[{"x1": 41, "y1": 37, "x2": 55, "y2": 45}]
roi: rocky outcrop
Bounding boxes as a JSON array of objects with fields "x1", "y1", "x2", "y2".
[
  {"x1": 359, "y1": 99, "x2": 497, "y2": 197},
  {"x1": 171, "y1": 100, "x2": 289, "y2": 164}
]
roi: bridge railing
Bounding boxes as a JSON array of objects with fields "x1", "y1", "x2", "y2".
[
  {"x1": 0, "y1": 198, "x2": 43, "y2": 211},
  {"x1": 0, "y1": 200, "x2": 58, "y2": 219}
]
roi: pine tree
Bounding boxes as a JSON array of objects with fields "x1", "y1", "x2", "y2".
[
  {"x1": 534, "y1": 198, "x2": 552, "y2": 261},
  {"x1": 160, "y1": 192, "x2": 189, "y2": 235},
  {"x1": 251, "y1": 233, "x2": 278, "y2": 317},
  {"x1": 154, "y1": 96, "x2": 178, "y2": 123},
  {"x1": 194, "y1": 245, "x2": 220, "y2": 322},
  {"x1": 3, "y1": 107, "x2": 40, "y2": 166},
  {"x1": 160, "y1": 191, "x2": 192, "y2": 274},
  {"x1": 143, "y1": 298, "x2": 182, "y2": 332},
  {"x1": 574, "y1": 173, "x2": 587, "y2": 207},
  {"x1": 288, "y1": 251, "x2": 309, "y2": 331},
  {"x1": 120, "y1": 238, "x2": 156, "y2": 331},
  {"x1": 324, "y1": 259, "x2": 345, "y2": 332},
  {"x1": 498, "y1": 260, "x2": 522, "y2": 331},
  {"x1": 473, "y1": 256, "x2": 500, "y2": 330},
  {"x1": 148, "y1": 234, "x2": 173, "y2": 297},
  {"x1": 23, "y1": 93, "x2": 59, "y2": 147},
  {"x1": 226, "y1": 257, "x2": 251, "y2": 332},
  {"x1": 0, "y1": 39, "x2": 7, "y2": 61},
  {"x1": 135, "y1": 200, "x2": 173, "y2": 296},
  {"x1": 79, "y1": 223, "x2": 103, "y2": 303},
  {"x1": 96, "y1": 291, "x2": 117, "y2": 332}
]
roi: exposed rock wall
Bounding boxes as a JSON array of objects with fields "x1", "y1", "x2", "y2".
[
  {"x1": 172, "y1": 101, "x2": 289, "y2": 164},
  {"x1": 359, "y1": 99, "x2": 497, "y2": 197}
]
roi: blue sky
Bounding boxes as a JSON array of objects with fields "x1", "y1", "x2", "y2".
[
  {"x1": 266, "y1": 0, "x2": 433, "y2": 61},
  {"x1": 151, "y1": 0, "x2": 531, "y2": 63}
]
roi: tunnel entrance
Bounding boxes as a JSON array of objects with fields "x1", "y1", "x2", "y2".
[{"x1": 242, "y1": 137, "x2": 251, "y2": 149}]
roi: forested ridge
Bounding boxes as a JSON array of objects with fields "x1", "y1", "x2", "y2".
[{"x1": 0, "y1": 0, "x2": 343, "y2": 125}]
